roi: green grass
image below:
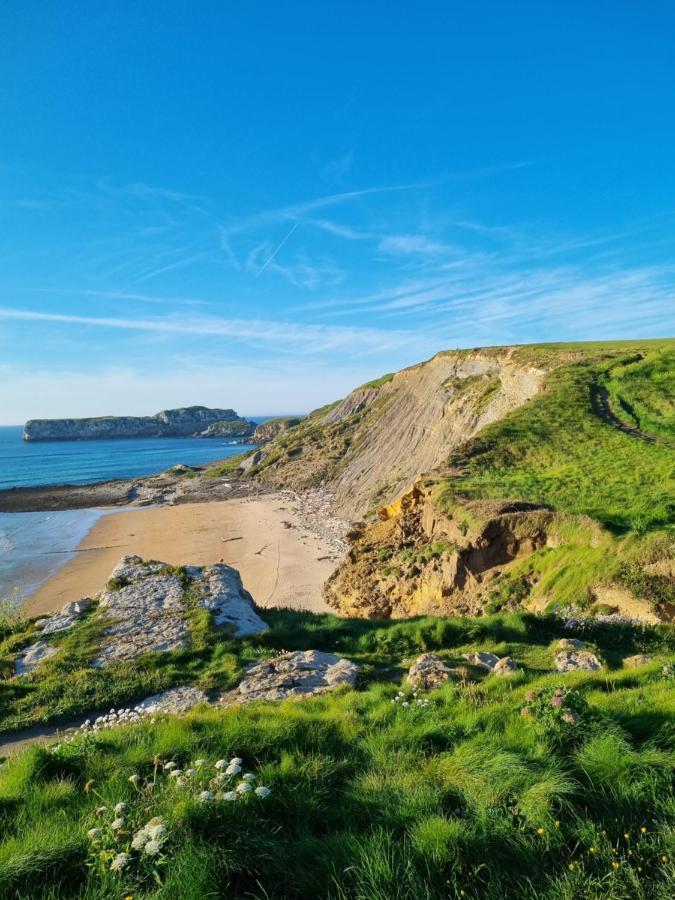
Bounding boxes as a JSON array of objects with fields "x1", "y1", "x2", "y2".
[
  {"x1": 357, "y1": 372, "x2": 395, "y2": 391},
  {"x1": 0, "y1": 609, "x2": 673, "y2": 898},
  {"x1": 604, "y1": 349, "x2": 675, "y2": 442},
  {"x1": 439, "y1": 351, "x2": 675, "y2": 534}
]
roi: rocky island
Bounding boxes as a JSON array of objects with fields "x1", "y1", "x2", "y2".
[{"x1": 23, "y1": 405, "x2": 255, "y2": 442}]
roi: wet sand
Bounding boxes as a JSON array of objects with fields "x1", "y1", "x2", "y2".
[{"x1": 23, "y1": 495, "x2": 340, "y2": 618}]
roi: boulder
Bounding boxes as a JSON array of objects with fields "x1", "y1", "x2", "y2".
[
  {"x1": 493, "y1": 656, "x2": 518, "y2": 676},
  {"x1": 465, "y1": 651, "x2": 500, "y2": 670},
  {"x1": 623, "y1": 654, "x2": 653, "y2": 668},
  {"x1": 407, "y1": 653, "x2": 456, "y2": 690},
  {"x1": 15, "y1": 640, "x2": 58, "y2": 675},
  {"x1": 555, "y1": 638, "x2": 587, "y2": 651},
  {"x1": 554, "y1": 650, "x2": 603, "y2": 672},
  {"x1": 231, "y1": 650, "x2": 360, "y2": 703}
]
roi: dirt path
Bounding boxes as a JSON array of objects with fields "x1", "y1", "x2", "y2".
[{"x1": 590, "y1": 382, "x2": 660, "y2": 444}]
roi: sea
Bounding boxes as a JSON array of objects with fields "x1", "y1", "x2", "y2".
[{"x1": 0, "y1": 424, "x2": 257, "y2": 606}]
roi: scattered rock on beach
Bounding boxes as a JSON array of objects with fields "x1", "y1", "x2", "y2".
[
  {"x1": 15, "y1": 640, "x2": 58, "y2": 675},
  {"x1": 225, "y1": 650, "x2": 360, "y2": 704}
]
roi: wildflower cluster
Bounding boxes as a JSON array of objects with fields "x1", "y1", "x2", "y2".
[
  {"x1": 660, "y1": 662, "x2": 674, "y2": 680},
  {"x1": 391, "y1": 689, "x2": 431, "y2": 709},
  {"x1": 147, "y1": 755, "x2": 272, "y2": 803},
  {"x1": 85, "y1": 803, "x2": 169, "y2": 884},
  {"x1": 520, "y1": 685, "x2": 589, "y2": 746},
  {"x1": 85, "y1": 754, "x2": 271, "y2": 886}
]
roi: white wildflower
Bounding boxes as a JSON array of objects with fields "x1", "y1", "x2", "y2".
[
  {"x1": 185, "y1": 768, "x2": 196, "y2": 777},
  {"x1": 215, "y1": 759, "x2": 227, "y2": 769},
  {"x1": 144, "y1": 840, "x2": 162, "y2": 856},
  {"x1": 131, "y1": 831, "x2": 149, "y2": 850},
  {"x1": 255, "y1": 786, "x2": 271, "y2": 798},
  {"x1": 128, "y1": 774, "x2": 140, "y2": 785},
  {"x1": 242, "y1": 773, "x2": 256, "y2": 783},
  {"x1": 229, "y1": 757, "x2": 243, "y2": 766},
  {"x1": 236, "y1": 781, "x2": 253, "y2": 794},
  {"x1": 95, "y1": 805, "x2": 107, "y2": 816},
  {"x1": 145, "y1": 822, "x2": 166, "y2": 841},
  {"x1": 199, "y1": 790, "x2": 214, "y2": 802},
  {"x1": 223, "y1": 791, "x2": 238, "y2": 802},
  {"x1": 110, "y1": 852, "x2": 130, "y2": 873},
  {"x1": 194, "y1": 759, "x2": 206, "y2": 767},
  {"x1": 164, "y1": 761, "x2": 178, "y2": 771},
  {"x1": 111, "y1": 817, "x2": 125, "y2": 831},
  {"x1": 114, "y1": 802, "x2": 127, "y2": 814},
  {"x1": 225, "y1": 763, "x2": 241, "y2": 776},
  {"x1": 86, "y1": 828, "x2": 101, "y2": 839},
  {"x1": 168, "y1": 769, "x2": 183, "y2": 778}
]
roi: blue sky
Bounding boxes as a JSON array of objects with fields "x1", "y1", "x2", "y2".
[{"x1": 1, "y1": 1, "x2": 674, "y2": 423}]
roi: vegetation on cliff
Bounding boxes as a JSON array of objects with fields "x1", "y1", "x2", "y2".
[{"x1": 0, "y1": 607, "x2": 673, "y2": 898}]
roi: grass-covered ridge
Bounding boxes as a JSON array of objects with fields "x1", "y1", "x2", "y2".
[
  {"x1": 441, "y1": 345, "x2": 675, "y2": 534},
  {"x1": 0, "y1": 609, "x2": 673, "y2": 898}
]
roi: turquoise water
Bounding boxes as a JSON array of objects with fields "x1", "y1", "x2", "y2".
[
  {"x1": 0, "y1": 425, "x2": 253, "y2": 490},
  {"x1": 0, "y1": 424, "x2": 257, "y2": 604}
]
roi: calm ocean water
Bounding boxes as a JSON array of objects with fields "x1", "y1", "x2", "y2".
[{"x1": 0, "y1": 424, "x2": 257, "y2": 605}]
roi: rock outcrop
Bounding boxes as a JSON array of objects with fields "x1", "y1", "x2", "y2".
[
  {"x1": 224, "y1": 650, "x2": 360, "y2": 703},
  {"x1": 15, "y1": 640, "x2": 58, "y2": 675},
  {"x1": 24, "y1": 406, "x2": 254, "y2": 442},
  {"x1": 554, "y1": 650, "x2": 603, "y2": 672},
  {"x1": 252, "y1": 417, "x2": 303, "y2": 444},
  {"x1": 324, "y1": 482, "x2": 553, "y2": 618},
  {"x1": 407, "y1": 653, "x2": 457, "y2": 689},
  {"x1": 255, "y1": 349, "x2": 544, "y2": 518},
  {"x1": 93, "y1": 556, "x2": 267, "y2": 667},
  {"x1": 35, "y1": 598, "x2": 92, "y2": 635}
]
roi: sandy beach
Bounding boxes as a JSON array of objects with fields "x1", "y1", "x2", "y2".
[{"x1": 23, "y1": 494, "x2": 343, "y2": 618}]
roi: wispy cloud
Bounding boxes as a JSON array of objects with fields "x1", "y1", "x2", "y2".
[{"x1": 0, "y1": 307, "x2": 435, "y2": 357}]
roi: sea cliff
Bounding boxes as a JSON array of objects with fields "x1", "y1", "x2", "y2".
[{"x1": 24, "y1": 406, "x2": 255, "y2": 442}]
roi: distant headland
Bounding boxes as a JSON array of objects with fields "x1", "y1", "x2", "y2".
[{"x1": 23, "y1": 406, "x2": 256, "y2": 442}]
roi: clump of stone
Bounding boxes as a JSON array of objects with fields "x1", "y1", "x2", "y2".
[
  {"x1": 552, "y1": 638, "x2": 603, "y2": 672},
  {"x1": 225, "y1": 650, "x2": 360, "y2": 704},
  {"x1": 93, "y1": 556, "x2": 267, "y2": 668},
  {"x1": 14, "y1": 640, "x2": 58, "y2": 676},
  {"x1": 407, "y1": 653, "x2": 459, "y2": 689},
  {"x1": 464, "y1": 651, "x2": 519, "y2": 676},
  {"x1": 623, "y1": 654, "x2": 653, "y2": 668},
  {"x1": 554, "y1": 650, "x2": 603, "y2": 672},
  {"x1": 35, "y1": 598, "x2": 92, "y2": 635}
]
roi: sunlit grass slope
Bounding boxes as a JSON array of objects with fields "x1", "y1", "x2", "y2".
[
  {"x1": 0, "y1": 610, "x2": 674, "y2": 899},
  {"x1": 441, "y1": 342, "x2": 675, "y2": 533}
]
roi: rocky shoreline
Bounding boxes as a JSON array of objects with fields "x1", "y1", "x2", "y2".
[{"x1": 0, "y1": 464, "x2": 268, "y2": 513}]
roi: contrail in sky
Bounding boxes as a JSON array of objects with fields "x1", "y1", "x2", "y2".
[{"x1": 256, "y1": 222, "x2": 299, "y2": 276}]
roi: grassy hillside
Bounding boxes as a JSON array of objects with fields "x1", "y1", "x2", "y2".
[
  {"x1": 0, "y1": 610, "x2": 673, "y2": 899},
  {"x1": 441, "y1": 345, "x2": 675, "y2": 533}
]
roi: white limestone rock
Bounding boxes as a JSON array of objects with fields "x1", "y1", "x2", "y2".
[
  {"x1": 407, "y1": 653, "x2": 456, "y2": 690},
  {"x1": 15, "y1": 640, "x2": 58, "y2": 675},
  {"x1": 230, "y1": 650, "x2": 360, "y2": 703},
  {"x1": 199, "y1": 565, "x2": 268, "y2": 637},
  {"x1": 465, "y1": 651, "x2": 500, "y2": 670},
  {"x1": 135, "y1": 685, "x2": 209, "y2": 715},
  {"x1": 554, "y1": 650, "x2": 603, "y2": 672},
  {"x1": 38, "y1": 599, "x2": 93, "y2": 635}
]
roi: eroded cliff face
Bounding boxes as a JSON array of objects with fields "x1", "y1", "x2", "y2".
[
  {"x1": 323, "y1": 482, "x2": 555, "y2": 618},
  {"x1": 256, "y1": 349, "x2": 544, "y2": 518},
  {"x1": 24, "y1": 406, "x2": 254, "y2": 442}
]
